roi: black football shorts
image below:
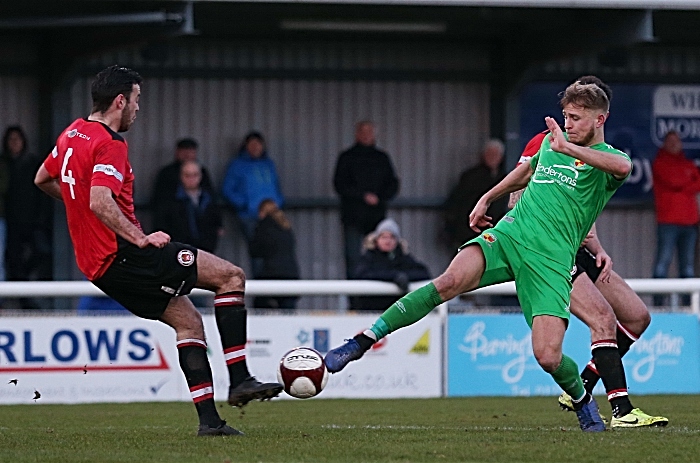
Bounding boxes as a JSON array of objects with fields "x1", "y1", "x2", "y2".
[
  {"x1": 92, "y1": 239, "x2": 199, "y2": 320},
  {"x1": 571, "y1": 247, "x2": 603, "y2": 284}
]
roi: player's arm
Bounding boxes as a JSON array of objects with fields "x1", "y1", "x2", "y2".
[
  {"x1": 545, "y1": 117, "x2": 632, "y2": 179},
  {"x1": 34, "y1": 164, "x2": 63, "y2": 201},
  {"x1": 90, "y1": 186, "x2": 170, "y2": 249},
  {"x1": 582, "y1": 223, "x2": 613, "y2": 283},
  {"x1": 470, "y1": 161, "x2": 533, "y2": 232}
]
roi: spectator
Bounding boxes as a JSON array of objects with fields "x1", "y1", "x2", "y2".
[
  {"x1": 442, "y1": 139, "x2": 507, "y2": 251},
  {"x1": 221, "y1": 131, "x2": 284, "y2": 277},
  {"x1": 350, "y1": 218, "x2": 430, "y2": 311},
  {"x1": 333, "y1": 121, "x2": 400, "y2": 278},
  {"x1": 249, "y1": 199, "x2": 300, "y2": 309},
  {"x1": 0, "y1": 147, "x2": 8, "y2": 283},
  {"x1": 651, "y1": 130, "x2": 700, "y2": 306},
  {"x1": 159, "y1": 160, "x2": 223, "y2": 254},
  {"x1": 151, "y1": 138, "x2": 214, "y2": 233},
  {"x1": 3, "y1": 125, "x2": 53, "y2": 310}
]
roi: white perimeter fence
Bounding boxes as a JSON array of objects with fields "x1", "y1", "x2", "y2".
[{"x1": 0, "y1": 279, "x2": 697, "y2": 314}]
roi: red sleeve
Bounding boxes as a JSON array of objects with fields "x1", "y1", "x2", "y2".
[
  {"x1": 92, "y1": 140, "x2": 128, "y2": 196},
  {"x1": 43, "y1": 146, "x2": 60, "y2": 178},
  {"x1": 514, "y1": 131, "x2": 548, "y2": 169}
]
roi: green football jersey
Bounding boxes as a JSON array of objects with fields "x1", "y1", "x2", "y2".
[{"x1": 494, "y1": 135, "x2": 630, "y2": 265}]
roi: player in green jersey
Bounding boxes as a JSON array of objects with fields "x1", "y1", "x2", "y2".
[{"x1": 326, "y1": 79, "x2": 632, "y2": 432}]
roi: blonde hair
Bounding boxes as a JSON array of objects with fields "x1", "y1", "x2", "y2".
[{"x1": 559, "y1": 82, "x2": 609, "y2": 112}]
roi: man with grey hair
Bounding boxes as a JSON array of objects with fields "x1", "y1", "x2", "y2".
[{"x1": 442, "y1": 138, "x2": 507, "y2": 250}]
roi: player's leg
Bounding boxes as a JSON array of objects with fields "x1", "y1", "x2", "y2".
[
  {"x1": 575, "y1": 249, "x2": 649, "y2": 388},
  {"x1": 195, "y1": 249, "x2": 283, "y2": 407},
  {"x1": 325, "y1": 243, "x2": 490, "y2": 373},
  {"x1": 569, "y1": 273, "x2": 635, "y2": 418},
  {"x1": 531, "y1": 315, "x2": 604, "y2": 432},
  {"x1": 578, "y1": 248, "x2": 650, "y2": 387},
  {"x1": 160, "y1": 297, "x2": 242, "y2": 436},
  {"x1": 592, "y1": 271, "x2": 668, "y2": 427}
]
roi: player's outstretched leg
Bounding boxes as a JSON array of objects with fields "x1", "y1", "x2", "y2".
[
  {"x1": 196, "y1": 250, "x2": 282, "y2": 407},
  {"x1": 326, "y1": 246, "x2": 484, "y2": 372},
  {"x1": 214, "y1": 291, "x2": 283, "y2": 407},
  {"x1": 325, "y1": 282, "x2": 443, "y2": 373}
]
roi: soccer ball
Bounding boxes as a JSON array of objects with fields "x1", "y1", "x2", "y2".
[{"x1": 277, "y1": 347, "x2": 328, "y2": 399}]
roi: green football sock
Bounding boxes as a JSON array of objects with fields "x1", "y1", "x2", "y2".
[
  {"x1": 370, "y1": 283, "x2": 443, "y2": 340},
  {"x1": 551, "y1": 354, "x2": 586, "y2": 401}
]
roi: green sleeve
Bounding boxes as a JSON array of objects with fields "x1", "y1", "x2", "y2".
[{"x1": 606, "y1": 151, "x2": 632, "y2": 189}]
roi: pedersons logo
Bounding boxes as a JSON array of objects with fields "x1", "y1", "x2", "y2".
[
  {"x1": 457, "y1": 322, "x2": 533, "y2": 384},
  {"x1": 532, "y1": 164, "x2": 579, "y2": 188},
  {"x1": 0, "y1": 327, "x2": 169, "y2": 372},
  {"x1": 628, "y1": 330, "x2": 684, "y2": 382}
]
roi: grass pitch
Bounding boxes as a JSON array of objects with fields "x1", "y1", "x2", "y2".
[{"x1": 0, "y1": 395, "x2": 697, "y2": 463}]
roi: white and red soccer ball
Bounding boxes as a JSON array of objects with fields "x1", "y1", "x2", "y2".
[{"x1": 277, "y1": 347, "x2": 328, "y2": 399}]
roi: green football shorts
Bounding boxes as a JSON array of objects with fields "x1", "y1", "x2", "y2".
[{"x1": 460, "y1": 230, "x2": 572, "y2": 327}]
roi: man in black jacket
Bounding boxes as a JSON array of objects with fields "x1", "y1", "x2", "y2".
[
  {"x1": 333, "y1": 121, "x2": 400, "y2": 278},
  {"x1": 442, "y1": 139, "x2": 507, "y2": 251},
  {"x1": 151, "y1": 138, "x2": 214, "y2": 233}
]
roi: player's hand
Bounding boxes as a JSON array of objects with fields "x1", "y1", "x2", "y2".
[
  {"x1": 595, "y1": 251, "x2": 613, "y2": 283},
  {"x1": 545, "y1": 117, "x2": 568, "y2": 154},
  {"x1": 139, "y1": 231, "x2": 171, "y2": 249},
  {"x1": 469, "y1": 201, "x2": 493, "y2": 232},
  {"x1": 581, "y1": 231, "x2": 595, "y2": 247}
]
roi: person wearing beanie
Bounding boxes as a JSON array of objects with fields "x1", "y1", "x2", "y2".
[{"x1": 350, "y1": 218, "x2": 430, "y2": 311}]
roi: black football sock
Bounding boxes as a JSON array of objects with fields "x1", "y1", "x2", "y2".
[
  {"x1": 582, "y1": 322, "x2": 640, "y2": 393},
  {"x1": 590, "y1": 340, "x2": 634, "y2": 418},
  {"x1": 214, "y1": 291, "x2": 251, "y2": 388},
  {"x1": 615, "y1": 322, "x2": 639, "y2": 358},
  {"x1": 177, "y1": 339, "x2": 222, "y2": 428}
]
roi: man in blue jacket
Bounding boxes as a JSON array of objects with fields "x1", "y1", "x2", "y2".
[{"x1": 222, "y1": 131, "x2": 284, "y2": 277}]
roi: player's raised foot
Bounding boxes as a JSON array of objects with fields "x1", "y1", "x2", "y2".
[
  {"x1": 228, "y1": 376, "x2": 283, "y2": 407},
  {"x1": 574, "y1": 396, "x2": 606, "y2": 432},
  {"x1": 610, "y1": 408, "x2": 669, "y2": 428},
  {"x1": 197, "y1": 420, "x2": 244, "y2": 437},
  {"x1": 558, "y1": 392, "x2": 608, "y2": 424},
  {"x1": 324, "y1": 338, "x2": 368, "y2": 373}
]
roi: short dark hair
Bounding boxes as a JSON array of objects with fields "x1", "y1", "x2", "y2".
[
  {"x1": 576, "y1": 75, "x2": 613, "y2": 103},
  {"x1": 2, "y1": 125, "x2": 27, "y2": 154},
  {"x1": 176, "y1": 138, "x2": 198, "y2": 150},
  {"x1": 91, "y1": 65, "x2": 142, "y2": 113},
  {"x1": 245, "y1": 131, "x2": 265, "y2": 144}
]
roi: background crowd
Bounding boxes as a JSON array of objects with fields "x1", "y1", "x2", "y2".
[{"x1": 0, "y1": 119, "x2": 697, "y2": 311}]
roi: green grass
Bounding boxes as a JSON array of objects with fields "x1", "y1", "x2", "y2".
[{"x1": 0, "y1": 395, "x2": 697, "y2": 463}]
